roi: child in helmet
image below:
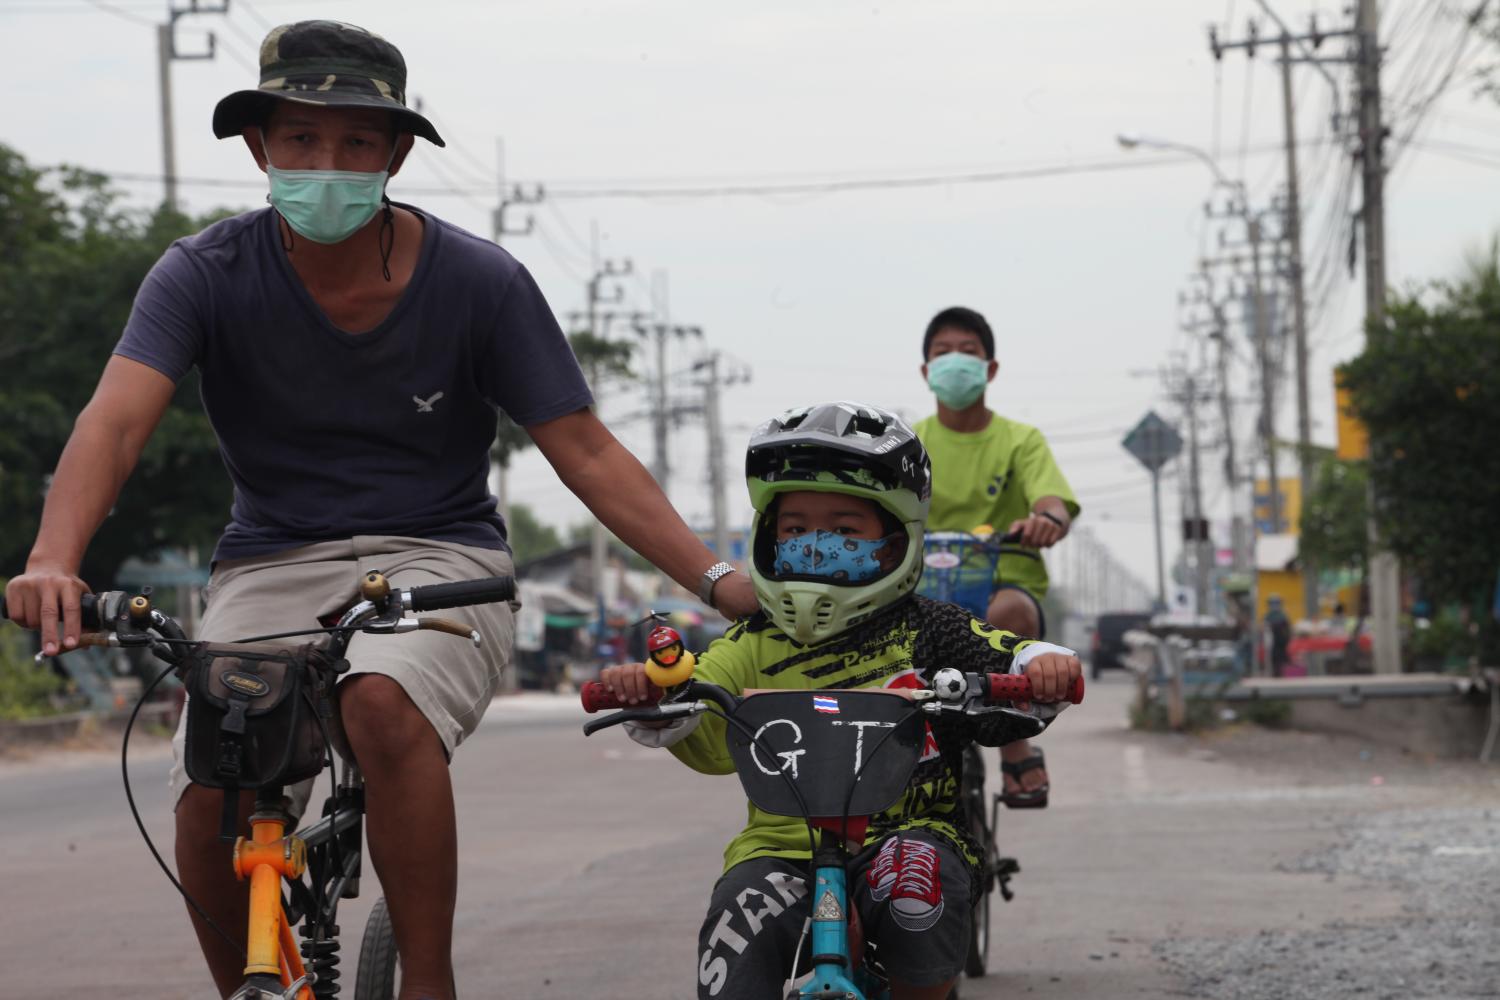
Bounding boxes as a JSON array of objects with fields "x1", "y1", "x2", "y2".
[{"x1": 599, "y1": 401, "x2": 1080, "y2": 1000}]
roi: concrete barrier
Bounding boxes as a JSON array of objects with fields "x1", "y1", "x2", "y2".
[
  {"x1": 0, "y1": 703, "x2": 178, "y2": 752},
  {"x1": 1224, "y1": 674, "x2": 1496, "y2": 761}
]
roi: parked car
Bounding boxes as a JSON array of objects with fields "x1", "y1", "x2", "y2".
[{"x1": 1090, "y1": 611, "x2": 1152, "y2": 679}]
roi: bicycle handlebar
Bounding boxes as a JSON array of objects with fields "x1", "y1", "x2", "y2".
[
  {"x1": 988, "y1": 671, "x2": 1085, "y2": 705},
  {"x1": 578, "y1": 668, "x2": 1083, "y2": 717},
  {"x1": 406, "y1": 576, "x2": 516, "y2": 612},
  {"x1": 579, "y1": 681, "x2": 664, "y2": 713},
  {"x1": 3, "y1": 574, "x2": 516, "y2": 660},
  {"x1": 1, "y1": 592, "x2": 102, "y2": 630}
]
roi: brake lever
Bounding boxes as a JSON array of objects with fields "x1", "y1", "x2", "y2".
[
  {"x1": 361, "y1": 616, "x2": 482, "y2": 646},
  {"x1": 582, "y1": 700, "x2": 707, "y2": 737}
]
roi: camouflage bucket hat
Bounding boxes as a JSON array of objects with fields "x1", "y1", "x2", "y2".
[{"x1": 212, "y1": 20, "x2": 444, "y2": 146}]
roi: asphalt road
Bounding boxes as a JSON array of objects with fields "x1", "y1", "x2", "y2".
[{"x1": 2, "y1": 674, "x2": 1496, "y2": 999}]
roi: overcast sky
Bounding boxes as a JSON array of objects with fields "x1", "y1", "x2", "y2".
[{"x1": 5, "y1": 0, "x2": 1498, "y2": 600}]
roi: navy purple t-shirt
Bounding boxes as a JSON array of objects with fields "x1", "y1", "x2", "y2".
[{"x1": 114, "y1": 205, "x2": 592, "y2": 563}]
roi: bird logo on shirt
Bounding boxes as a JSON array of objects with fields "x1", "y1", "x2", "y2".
[{"x1": 413, "y1": 391, "x2": 444, "y2": 413}]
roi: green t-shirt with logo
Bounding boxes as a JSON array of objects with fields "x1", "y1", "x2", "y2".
[
  {"x1": 914, "y1": 412, "x2": 1080, "y2": 599},
  {"x1": 661, "y1": 596, "x2": 1050, "y2": 875}
]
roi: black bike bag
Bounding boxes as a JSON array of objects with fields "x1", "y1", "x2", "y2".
[{"x1": 182, "y1": 642, "x2": 335, "y2": 823}]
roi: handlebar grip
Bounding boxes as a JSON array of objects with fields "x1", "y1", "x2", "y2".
[
  {"x1": 580, "y1": 680, "x2": 665, "y2": 713},
  {"x1": 79, "y1": 593, "x2": 101, "y2": 631},
  {"x1": 986, "y1": 672, "x2": 1085, "y2": 705},
  {"x1": 407, "y1": 576, "x2": 516, "y2": 612},
  {"x1": 0, "y1": 593, "x2": 101, "y2": 630}
]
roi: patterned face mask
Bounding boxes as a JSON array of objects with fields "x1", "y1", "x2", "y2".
[{"x1": 775, "y1": 530, "x2": 893, "y2": 582}]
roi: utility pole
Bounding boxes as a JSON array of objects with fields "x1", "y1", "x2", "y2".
[
  {"x1": 158, "y1": 2, "x2": 226, "y2": 212},
  {"x1": 1277, "y1": 36, "x2": 1317, "y2": 619},
  {"x1": 1246, "y1": 215, "x2": 1283, "y2": 538},
  {"x1": 632, "y1": 272, "x2": 703, "y2": 493},
  {"x1": 487, "y1": 140, "x2": 543, "y2": 527},
  {"x1": 1180, "y1": 270, "x2": 1252, "y2": 576},
  {"x1": 633, "y1": 318, "x2": 705, "y2": 491},
  {"x1": 1164, "y1": 365, "x2": 1214, "y2": 616},
  {"x1": 1357, "y1": 0, "x2": 1401, "y2": 675},
  {"x1": 491, "y1": 139, "x2": 544, "y2": 248},
  {"x1": 583, "y1": 225, "x2": 633, "y2": 621},
  {"x1": 695, "y1": 353, "x2": 752, "y2": 564},
  {"x1": 1210, "y1": 12, "x2": 1359, "y2": 619}
]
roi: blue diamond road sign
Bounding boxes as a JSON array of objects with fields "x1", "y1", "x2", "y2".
[{"x1": 1122, "y1": 410, "x2": 1183, "y2": 473}]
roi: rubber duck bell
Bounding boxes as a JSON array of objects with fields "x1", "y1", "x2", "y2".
[{"x1": 644, "y1": 624, "x2": 697, "y2": 687}]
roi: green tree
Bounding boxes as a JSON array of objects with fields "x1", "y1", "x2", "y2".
[
  {"x1": 1298, "y1": 454, "x2": 1369, "y2": 574},
  {"x1": 568, "y1": 329, "x2": 636, "y2": 390},
  {"x1": 1340, "y1": 240, "x2": 1500, "y2": 658},
  {"x1": 0, "y1": 145, "x2": 236, "y2": 587},
  {"x1": 505, "y1": 503, "x2": 563, "y2": 566}
]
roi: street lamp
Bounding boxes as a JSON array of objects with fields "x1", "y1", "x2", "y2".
[{"x1": 1115, "y1": 133, "x2": 1245, "y2": 200}]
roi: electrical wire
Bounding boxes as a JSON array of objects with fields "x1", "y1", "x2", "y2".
[
  {"x1": 235, "y1": 0, "x2": 275, "y2": 34},
  {"x1": 80, "y1": 0, "x2": 151, "y2": 27}
]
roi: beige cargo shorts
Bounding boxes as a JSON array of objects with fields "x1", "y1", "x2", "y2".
[{"x1": 169, "y1": 535, "x2": 517, "y2": 816}]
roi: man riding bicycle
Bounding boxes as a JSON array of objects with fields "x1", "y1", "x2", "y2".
[
  {"x1": 914, "y1": 307, "x2": 1079, "y2": 807},
  {"x1": 2, "y1": 20, "x2": 756, "y2": 1000}
]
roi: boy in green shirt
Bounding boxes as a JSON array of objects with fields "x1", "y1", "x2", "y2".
[
  {"x1": 601, "y1": 401, "x2": 1080, "y2": 999},
  {"x1": 914, "y1": 306, "x2": 1080, "y2": 807}
]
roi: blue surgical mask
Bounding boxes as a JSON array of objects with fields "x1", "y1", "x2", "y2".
[
  {"x1": 264, "y1": 132, "x2": 395, "y2": 245},
  {"x1": 926, "y1": 352, "x2": 991, "y2": 409},
  {"x1": 775, "y1": 531, "x2": 891, "y2": 582}
]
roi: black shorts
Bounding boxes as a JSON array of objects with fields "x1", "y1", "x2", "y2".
[
  {"x1": 693, "y1": 829, "x2": 972, "y2": 999},
  {"x1": 994, "y1": 583, "x2": 1047, "y2": 639}
]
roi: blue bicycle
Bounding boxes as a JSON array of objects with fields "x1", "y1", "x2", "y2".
[{"x1": 579, "y1": 662, "x2": 1081, "y2": 999}]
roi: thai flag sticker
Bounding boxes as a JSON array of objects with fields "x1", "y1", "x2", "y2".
[{"x1": 813, "y1": 695, "x2": 840, "y2": 715}]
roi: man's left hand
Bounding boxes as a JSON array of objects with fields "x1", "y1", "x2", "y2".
[{"x1": 711, "y1": 572, "x2": 759, "y2": 621}]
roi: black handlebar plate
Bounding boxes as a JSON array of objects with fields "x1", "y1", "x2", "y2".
[
  {"x1": 725, "y1": 690, "x2": 924, "y2": 819},
  {"x1": 408, "y1": 576, "x2": 517, "y2": 612}
]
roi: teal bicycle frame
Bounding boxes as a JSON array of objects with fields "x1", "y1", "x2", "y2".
[{"x1": 802, "y1": 837, "x2": 887, "y2": 1000}]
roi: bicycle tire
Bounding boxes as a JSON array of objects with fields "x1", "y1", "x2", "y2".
[
  {"x1": 353, "y1": 896, "x2": 399, "y2": 1000},
  {"x1": 962, "y1": 746, "x2": 994, "y2": 979}
]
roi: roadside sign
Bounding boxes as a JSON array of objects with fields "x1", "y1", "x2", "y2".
[
  {"x1": 1334, "y1": 371, "x2": 1368, "y2": 461},
  {"x1": 1122, "y1": 410, "x2": 1183, "y2": 472}
]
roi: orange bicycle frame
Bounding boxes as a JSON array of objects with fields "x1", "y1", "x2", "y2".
[{"x1": 234, "y1": 809, "x2": 314, "y2": 999}]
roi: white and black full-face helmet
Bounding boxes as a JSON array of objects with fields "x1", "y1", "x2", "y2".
[{"x1": 745, "y1": 401, "x2": 931, "y2": 644}]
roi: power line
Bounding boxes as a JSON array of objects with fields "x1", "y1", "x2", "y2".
[
  {"x1": 235, "y1": 0, "x2": 275, "y2": 33},
  {"x1": 81, "y1": 0, "x2": 151, "y2": 27}
]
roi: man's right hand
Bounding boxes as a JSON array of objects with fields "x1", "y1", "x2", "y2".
[{"x1": 3, "y1": 565, "x2": 91, "y2": 656}]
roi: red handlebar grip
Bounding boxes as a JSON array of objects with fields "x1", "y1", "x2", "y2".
[
  {"x1": 580, "y1": 682, "x2": 621, "y2": 713},
  {"x1": 986, "y1": 673, "x2": 1085, "y2": 705},
  {"x1": 579, "y1": 681, "x2": 665, "y2": 713}
]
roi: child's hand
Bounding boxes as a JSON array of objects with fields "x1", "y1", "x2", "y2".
[
  {"x1": 1016, "y1": 652, "x2": 1082, "y2": 711},
  {"x1": 599, "y1": 662, "x2": 673, "y2": 730},
  {"x1": 599, "y1": 661, "x2": 661, "y2": 705}
]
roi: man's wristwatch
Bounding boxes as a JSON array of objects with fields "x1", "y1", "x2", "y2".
[{"x1": 698, "y1": 562, "x2": 737, "y2": 605}]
